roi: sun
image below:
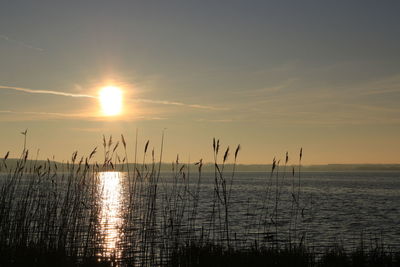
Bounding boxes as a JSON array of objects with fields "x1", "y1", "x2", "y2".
[{"x1": 99, "y1": 86, "x2": 123, "y2": 116}]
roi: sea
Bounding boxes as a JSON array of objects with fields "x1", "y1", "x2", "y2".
[
  {"x1": 1, "y1": 170, "x2": 399, "y2": 259},
  {"x1": 157, "y1": 171, "x2": 400, "y2": 251}
]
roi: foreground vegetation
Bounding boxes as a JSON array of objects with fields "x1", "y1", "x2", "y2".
[
  {"x1": 169, "y1": 243, "x2": 400, "y2": 267},
  {"x1": 0, "y1": 133, "x2": 399, "y2": 266},
  {"x1": 2, "y1": 242, "x2": 399, "y2": 267}
]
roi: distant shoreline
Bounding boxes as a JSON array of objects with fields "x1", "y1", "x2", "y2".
[{"x1": 2, "y1": 158, "x2": 400, "y2": 172}]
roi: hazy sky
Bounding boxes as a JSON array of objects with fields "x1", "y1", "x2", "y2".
[{"x1": 1, "y1": 1, "x2": 400, "y2": 164}]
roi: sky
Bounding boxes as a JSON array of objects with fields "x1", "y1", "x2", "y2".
[{"x1": 1, "y1": 0, "x2": 400, "y2": 165}]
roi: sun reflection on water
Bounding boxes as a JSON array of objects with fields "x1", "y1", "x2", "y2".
[{"x1": 97, "y1": 171, "x2": 124, "y2": 259}]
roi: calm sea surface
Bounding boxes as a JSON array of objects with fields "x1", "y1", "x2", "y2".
[
  {"x1": 2, "y1": 171, "x2": 400, "y2": 259},
  {"x1": 200, "y1": 171, "x2": 400, "y2": 249}
]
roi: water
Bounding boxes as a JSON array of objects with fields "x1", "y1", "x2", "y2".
[
  {"x1": 218, "y1": 171, "x2": 400, "y2": 249},
  {"x1": 98, "y1": 171, "x2": 400, "y2": 256},
  {"x1": 1, "y1": 170, "x2": 399, "y2": 262},
  {"x1": 97, "y1": 172, "x2": 124, "y2": 259}
]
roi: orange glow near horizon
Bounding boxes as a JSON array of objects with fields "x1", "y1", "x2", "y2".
[{"x1": 99, "y1": 86, "x2": 123, "y2": 116}]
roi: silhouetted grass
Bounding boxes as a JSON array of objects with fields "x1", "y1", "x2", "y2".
[
  {"x1": 168, "y1": 243, "x2": 313, "y2": 267},
  {"x1": 0, "y1": 132, "x2": 399, "y2": 266},
  {"x1": 0, "y1": 246, "x2": 113, "y2": 267},
  {"x1": 168, "y1": 242, "x2": 400, "y2": 267}
]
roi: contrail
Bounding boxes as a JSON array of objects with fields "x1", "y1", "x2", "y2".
[
  {"x1": 0, "y1": 110, "x2": 91, "y2": 118},
  {"x1": 0, "y1": 110, "x2": 168, "y2": 121},
  {"x1": 133, "y1": 99, "x2": 226, "y2": 110},
  {"x1": 0, "y1": 85, "x2": 96, "y2": 98},
  {"x1": 0, "y1": 84, "x2": 225, "y2": 110}
]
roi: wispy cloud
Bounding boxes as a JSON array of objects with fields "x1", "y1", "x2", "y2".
[
  {"x1": 0, "y1": 34, "x2": 44, "y2": 52},
  {"x1": 233, "y1": 78, "x2": 298, "y2": 96},
  {"x1": 0, "y1": 85, "x2": 95, "y2": 98},
  {"x1": 0, "y1": 110, "x2": 91, "y2": 118},
  {"x1": 0, "y1": 84, "x2": 224, "y2": 110},
  {"x1": 0, "y1": 110, "x2": 169, "y2": 122},
  {"x1": 197, "y1": 118, "x2": 234, "y2": 123},
  {"x1": 345, "y1": 103, "x2": 400, "y2": 113},
  {"x1": 132, "y1": 98, "x2": 226, "y2": 110},
  {"x1": 357, "y1": 74, "x2": 400, "y2": 96}
]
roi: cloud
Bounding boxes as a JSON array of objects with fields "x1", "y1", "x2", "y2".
[
  {"x1": 0, "y1": 110, "x2": 169, "y2": 122},
  {"x1": 197, "y1": 118, "x2": 234, "y2": 122},
  {"x1": 357, "y1": 74, "x2": 400, "y2": 96},
  {"x1": 233, "y1": 78, "x2": 298, "y2": 97},
  {"x1": 0, "y1": 84, "x2": 224, "y2": 110},
  {"x1": 0, "y1": 34, "x2": 44, "y2": 52},
  {"x1": 0, "y1": 110, "x2": 91, "y2": 118},
  {"x1": 345, "y1": 103, "x2": 400, "y2": 113},
  {"x1": 0, "y1": 85, "x2": 95, "y2": 98},
  {"x1": 132, "y1": 98, "x2": 226, "y2": 110}
]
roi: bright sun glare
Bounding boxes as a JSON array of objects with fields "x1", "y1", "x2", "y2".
[{"x1": 99, "y1": 86, "x2": 123, "y2": 116}]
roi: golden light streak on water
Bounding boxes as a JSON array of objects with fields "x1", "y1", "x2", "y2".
[{"x1": 97, "y1": 172, "x2": 123, "y2": 260}]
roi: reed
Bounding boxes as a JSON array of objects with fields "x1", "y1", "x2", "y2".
[{"x1": 0, "y1": 134, "x2": 398, "y2": 267}]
